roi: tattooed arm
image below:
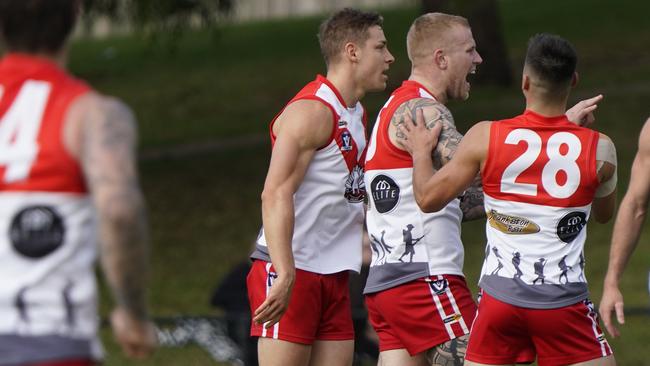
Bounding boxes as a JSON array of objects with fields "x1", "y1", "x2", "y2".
[
  {"x1": 389, "y1": 98, "x2": 485, "y2": 221},
  {"x1": 65, "y1": 93, "x2": 155, "y2": 358}
]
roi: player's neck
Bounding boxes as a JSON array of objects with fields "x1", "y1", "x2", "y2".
[
  {"x1": 525, "y1": 99, "x2": 567, "y2": 117},
  {"x1": 409, "y1": 70, "x2": 448, "y2": 105},
  {"x1": 26, "y1": 50, "x2": 67, "y2": 69},
  {"x1": 325, "y1": 70, "x2": 361, "y2": 107}
]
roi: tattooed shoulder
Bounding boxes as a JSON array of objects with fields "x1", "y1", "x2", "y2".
[{"x1": 391, "y1": 98, "x2": 455, "y2": 135}]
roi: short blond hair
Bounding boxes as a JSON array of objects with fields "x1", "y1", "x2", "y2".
[{"x1": 406, "y1": 13, "x2": 469, "y2": 64}]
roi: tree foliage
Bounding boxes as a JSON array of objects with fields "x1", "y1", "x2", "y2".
[{"x1": 82, "y1": 0, "x2": 233, "y2": 40}]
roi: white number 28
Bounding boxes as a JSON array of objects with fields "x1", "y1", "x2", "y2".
[{"x1": 500, "y1": 128, "x2": 581, "y2": 199}]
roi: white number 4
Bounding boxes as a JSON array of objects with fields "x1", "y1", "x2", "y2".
[
  {"x1": 0, "y1": 80, "x2": 51, "y2": 183},
  {"x1": 501, "y1": 128, "x2": 581, "y2": 199}
]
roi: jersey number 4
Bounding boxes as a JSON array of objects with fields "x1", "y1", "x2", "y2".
[
  {"x1": 501, "y1": 128, "x2": 581, "y2": 199},
  {"x1": 0, "y1": 81, "x2": 52, "y2": 183}
]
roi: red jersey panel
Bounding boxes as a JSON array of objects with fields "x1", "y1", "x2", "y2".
[
  {"x1": 482, "y1": 110, "x2": 599, "y2": 208},
  {"x1": 0, "y1": 53, "x2": 90, "y2": 194}
]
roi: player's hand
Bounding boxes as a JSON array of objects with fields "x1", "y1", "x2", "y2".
[
  {"x1": 253, "y1": 273, "x2": 295, "y2": 329},
  {"x1": 566, "y1": 94, "x2": 603, "y2": 127},
  {"x1": 110, "y1": 307, "x2": 157, "y2": 359},
  {"x1": 397, "y1": 108, "x2": 442, "y2": 157},
  {"x1": 599, "y1": 284, "x2": 625, "y2": 337}
]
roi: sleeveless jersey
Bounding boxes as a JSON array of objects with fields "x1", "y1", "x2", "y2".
[
  {"x1": 479, "y1": 110, "x2": 600, "y2": 309},
  {"x1": 363, "y1": 80, "x2": 463, "y2": 294},
  {"x1": 252, "y1": 75, "x2": 367, "y2": 274},
  {"x1": 0, "y1": 54, "x2": 101, "y2": 363}
]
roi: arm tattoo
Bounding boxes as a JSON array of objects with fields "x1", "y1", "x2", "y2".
[
  {"x1": 426, "y1": 334, "x2": 468, "y2": 366},
  {"x1": 460, "y1": 174, "x2": 485, "y2": 221},
  {"x1": 392, "y1": 98, "x2": 485, "y2": 218},
  {"x1": 391, "y1": 98, "x2": 460, "y2": 169},
  {"x1": 81, "y1": 98, "x2": 150, "y2": 320}
]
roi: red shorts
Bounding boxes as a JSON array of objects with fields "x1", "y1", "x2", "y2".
[
  {"x1": 247, "y1": 260, "x2": 354, "y2": 345},
  {"x1": 466, "y1": 291, "x2": 613, "y2": 366},
  {"x1": 365, "y1": 275, "x2": 477, "y2": 355}
]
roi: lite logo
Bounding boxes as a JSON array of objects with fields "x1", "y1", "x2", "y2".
[{"x1": 370, "y1": 174, "x2": 400, "y2": 213}]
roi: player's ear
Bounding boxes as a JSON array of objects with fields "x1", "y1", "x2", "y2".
[
  {"x1": 344, "y1": 42, "x2": 360, "y2": 63},
  {"x1": 571, "y1": 72, "x2": 579, "y2": 88},
  {"x1": 434, "y1": 49, "x2": 446, "y2": 69},
  {"x1": 522, "y1": 74, "x2": 531, "y2": 92}
]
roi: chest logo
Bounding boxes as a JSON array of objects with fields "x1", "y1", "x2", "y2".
[
  {"x1": 370, "y1": 174, "x2": 400, "y2": 213},
  {"x1": 557, "y1": 211, "x2": 587, "y2": 243},
  {"x1": 340, "y1": 131, "x2": 353, "y2": 151},
  {"x1": 338, "y1": 119, "x2": 348, "y2": 128},
  {"x1": 345, "y1": 165, "x2": 366, "y2": 203},
  {"x1": 487, "y1": 209, "x2": 540, "y2": 234}
]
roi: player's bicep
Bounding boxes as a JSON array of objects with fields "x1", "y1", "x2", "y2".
[
  {"x1": 627, "y1": 125, "x2": 650, "y2": 206},
  {"x1": 263, "y1": 134, "x2": 316, "y2": 196},
  {"x1": 263, "y1": 103, "x2": 331, "y2": 196},
  {"x1": 80, "y1": 97, "x2": 141, "y2": 208}
]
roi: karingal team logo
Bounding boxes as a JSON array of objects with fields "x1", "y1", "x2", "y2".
[
  {"x1": 370, "y1": 174, "x2": 400, "y2": 213},
  {"x1": 345, "y1": 165, "x2": 366, "y2": 202}
]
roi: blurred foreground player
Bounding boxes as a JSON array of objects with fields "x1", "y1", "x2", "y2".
[{"x1": 0, "y1": 1, "x2": 155, "y2": 365}]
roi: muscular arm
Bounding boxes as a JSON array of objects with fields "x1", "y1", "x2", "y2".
[
  {"x1": 600, "y1": 118, "x2": 650, "y2": 337},
  {"x1": 389, "y1": 98, "x2": 484, "y2": 220},
  {"x1": 64, "y1": 93, "x2": 154, "y2": 358},
  {"x1": 253, "y1": 100, "x2": 332, "y2": 327},
  {"x1": 76, "y1": 95, "x2": 150, "y2": 320}
]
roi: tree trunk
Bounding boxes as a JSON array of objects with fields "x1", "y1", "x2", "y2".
[{"x1": 420, "y1": 0, "x2": 513, "y2": 87}]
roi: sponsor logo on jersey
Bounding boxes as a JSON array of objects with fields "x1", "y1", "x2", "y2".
[
  {"x1": 428, "y1": 278, "x2": 449, "y2": 295},
  {"x1": 10, "y1": 205, "x2": 65, "y2": 258},
  {"x1": 345, "y1": 165, "x2": 366, "y2": 203},
  {"x1": 340, "y1": 131, "x2": 353, "y2": 151},
  {"x1": 370, "y1": 174, "x2": 400, "y2": 213},
  {"x1": 557, "y1": 211, "x2": 587, "y2": 243},
  {"x1": 443, "y1": 313, "x2": 462, "y2": 324},
  {"x1": 338, "y1": 119, "x2": 348, "y2": 128},
  {"x1": 487, "y1": 209, "x2": 540, "y2": 234}
]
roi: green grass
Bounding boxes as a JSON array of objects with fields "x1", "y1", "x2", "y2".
[{"x1": 66, "y1": 0, "x2": 650, "y2": 364}]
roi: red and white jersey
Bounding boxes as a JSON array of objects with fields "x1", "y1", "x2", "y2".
[
  {"x1": 0, "y1": 54, "x2": 100, "y2": 360},
  {"x1": 253, "y1": 75, "x2": 367, "y2": 274},
  {"x1": 479, "y1": 110, "x2": 600, "y2": 309},
  {"x1": 363, "y1": 80, "x2": 463, "y2": 294}
]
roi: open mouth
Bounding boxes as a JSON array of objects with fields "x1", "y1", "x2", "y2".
[{"x1": 466, "y1": 68, "x2": 477, "y2": 87}]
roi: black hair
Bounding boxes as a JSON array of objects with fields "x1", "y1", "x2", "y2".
[
  {"x1": 525, "y1": 33, "x2": 577, "y2": 87},
  {"x1": 0, "y1": 0, "x2": 80, "y2": 54}
]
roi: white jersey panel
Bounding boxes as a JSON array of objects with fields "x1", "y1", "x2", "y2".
[
  {"x1": 479, "y1": 193, "x2": 591, "y2": 308},
  {"x1": 364, "y1": 167, "x2": 464, "y2": 294},
  {"x1": 255, "y1": 81, "x2": 366, "y2": 274},
  {"x1": 0, "y1": 192, "x2": 98, "y2": 339}
]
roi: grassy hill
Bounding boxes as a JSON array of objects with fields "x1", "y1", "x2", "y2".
[{"x1": 66, "y1": 0, "x2": 650, "y2": 364}]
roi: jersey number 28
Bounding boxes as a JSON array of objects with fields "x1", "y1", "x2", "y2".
[{"x1": 500, "y1": 128, "x2": 581, "y2": 199}]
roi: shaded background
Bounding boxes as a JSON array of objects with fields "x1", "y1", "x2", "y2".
[{"x1": 64, "y1": 0, "x2": 650, "y2": 364}]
